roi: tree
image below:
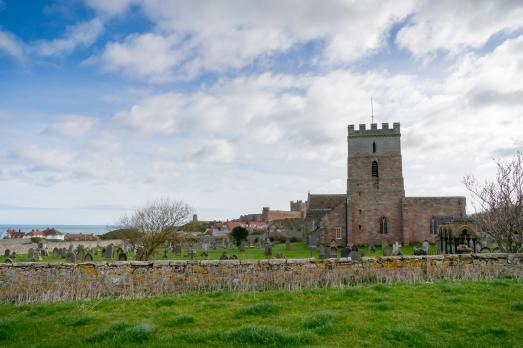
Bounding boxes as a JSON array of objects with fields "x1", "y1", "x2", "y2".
[
  {"x1": 120, "y1": 198, "x2": 192, "y2": 260},
  {"x1": 464, "y1": 152, "x2": 523, "y2": 252},
  {"x1": 230, "y1": 226, "x2": 248, "y2": 247}
]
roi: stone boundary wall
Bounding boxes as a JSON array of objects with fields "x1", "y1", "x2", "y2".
[{"x1": 1, "y1": 253, "x2": 522, "y2": 303}]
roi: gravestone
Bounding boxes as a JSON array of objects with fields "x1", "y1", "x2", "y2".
[
  {"x1": 60, "y1": 248, "x2": 67, "y2": 257},
  {"x1": 27, "y1": 248, "x2": 34, "y2": 259},
  {"x1": 329, "y1": 246, "x2": 337, "y2": 258},
  {"x1": 319, "y1": 245, "x2": 328, "y2": 259},
  {"x1": 264, "y1": 242, "x2": 272, "y2": 257},
  {"x1": 239, "y1": 243, "x2": 246, "y2": 252},
  {"x1": 392, "y1": 242, "x2": 402, "y2": 256},
  {"x1": 104, "y1": 244, "x2": 113, "y2": 260},
  {"x1": 422, "y1": 241, "x2": 430, "y2": 254},
  {"x1": 174, "y1": 245, "x2": 182, "y2": 256},
  {"x1": 65, "y1": 252, "x2": 76, "y2": 263},
  {"x1": 52, "y1": 248, "x2": 59, "y2": 257},
  {"x1": 76, "y1": 248, "x2": 85, "y2": 261},
  {"x1": 118, "y1": 252, "x2": 127, "y2": 261},
  {"x1": 83, "y1": 253, "x2": 93, "y2": 262},
  {"x1": 115, "y1": 247, "x2": 124, "y2": 259},
  {"x1": 11, "y1": 251, "x2": 16, "y2": 258},
  {"x1": 369, "y1": 245, "x2": 376, "y2": 254},
  {"x1": 349, "y1": 250, "x2": 363, "y2": 261},
  {"x1": 341, "y1": 246, "x2": 351, "y2": 258},
  {"x1": 38, "y1": 242, "x2": 43, "y2": 249},
  {"x1": 163, "y1": 249, "x2": 168, "y2": 259},
  {"x1": 188, "y1": 248, "x2": 195, "y2": 260},
  {"x1": 200, "y1": 251, "x2": 208, "y2": 259},
  {"x1": 383, "y1": 245, "x2": 393, "y2": 256},
  {"x1": 475, "y1": 242, "x2": 482, "y2": 253},
  {"x1": 210, "y1": 240, "x2": 217, "y2": 250},
  {"x1": 202, "y1": 243, "x2": 209, "y2": 254},
  {"x1": 480, "y1": 247, "x2": 491, "y2": 253},
  {"x1": 68, "y1": 244, "x2": 74, "y2": 252},
  {"x1": 3, "y1": 249, "x2": 10, "y2": 257},
  {"x1": 220, "y1": 251, "x2": 228, "y2": 260},
  {"x1": 285, "y1": 239, "x2": 291, "y2": 251},
  {"x1": 41, "y1": 249, "x2": 48, "y2": 257}
]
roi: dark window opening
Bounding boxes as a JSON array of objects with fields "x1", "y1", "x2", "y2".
[
  {"x1": 358, "y1": 225, "x2": 362, "y2": 230},
  {"x1": 379, "y1": 216, "x2": 388, "y2": 234},
  {"x1": 373, "y1": 142, "x2": 376, "y2": 153},
  {"x1": 359, "y1": 209, "x2": 362, "y2": 214},
  {"x1": 372, "y1": 160, "x2": 379, "y2": 177}
]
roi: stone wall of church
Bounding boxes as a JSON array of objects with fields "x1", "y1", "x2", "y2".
[
  {"x1": 319, "y1": 202, "x2": 347, "y2": 246},
  {"x1": 402, "y1": 197, "x2": 466, "y2": 244}
]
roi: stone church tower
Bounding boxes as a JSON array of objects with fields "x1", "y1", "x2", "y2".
[{"x1": 346, "y1": 123, "x2": 405, "y2": 245}]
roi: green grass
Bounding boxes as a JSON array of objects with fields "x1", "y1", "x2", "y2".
[
  {"x1": 4, "y1": 242, "x2": 440, "y2": 263},
  {"x1": 0, "y1": 280, "x2": 521, "y2": 347}
]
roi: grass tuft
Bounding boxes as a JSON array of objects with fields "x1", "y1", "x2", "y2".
[
  {"x1": 372, "y1": 284, "x2": 392, "y2": 292},
  {"x1": 0, "y1": 322, "x2": 13, "y2": 341},
  {"x1": 70, "y1": 316, "x2": 93, "y2": 327},
  {"x1": 235, "y1": 302, "x2": 279, "y2": 318},
  {"x1": 384, "y1": 326, "x2": 427, "y2": 346},
  {"x1": 375, "y1": 303, "x2": 393, "y2": 311},
  {"x1": 163, "y1": 314, "x2": 195, "y2": 326},
  {"x1": 226, "y1": 325, "x2": 311, "y2": 347},
  {"x1": 485, "y1": 327, "x2": 508, "y2": 337},
  {"x1": 85, "y1": 322, "x2": 153, "y2": 343},
  {"x1": 154, "y1": 297, "x2": 176, "y2": 307},
  {"x1": 512, "y1": 303, "x2": 523, "y2": 311},
  {"x1": 301, "y1": 312, "x2": 335, "y2": 331}
]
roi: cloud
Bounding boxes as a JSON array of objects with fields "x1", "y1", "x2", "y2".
[
  {"x1": 397, "y1": 0, "x2": 523, "y2": 57},
  {"x1": 90, "y1": 0, "x2": 417, "y2": 81},
  {"x1": 85, "y1": 0, "x2": 136, "y2": 16},
  {"x1": 193, "y1": 139, "x2": 236, "y2": 163},
  {"x1": 0, "y1": 31, "x2": 24, "y2": 61},
  {"x1": 33, "y1": 18, "x2": 104, "y2": 56},
  {"x1": 46, "y1": 115, "x2": 96, "y2": 137}
]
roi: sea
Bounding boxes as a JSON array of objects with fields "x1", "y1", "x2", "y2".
[{"x1": 0, "y1": 224, "x2": 112, "y2": 237}]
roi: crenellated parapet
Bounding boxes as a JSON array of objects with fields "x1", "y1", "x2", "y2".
[{"x1": 348, "y1": 122, "x2": 400, "y2": 137}]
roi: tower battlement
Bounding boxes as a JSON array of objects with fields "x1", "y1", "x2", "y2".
[{"x1": 348, "y1": 122, "x2": 400, "y2": 137}]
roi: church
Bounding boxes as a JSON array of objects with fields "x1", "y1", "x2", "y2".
[{"x1": 306, "y1": 122, "x2": 466, "y2": 247}]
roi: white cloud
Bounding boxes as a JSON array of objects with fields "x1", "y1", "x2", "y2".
[
  {"x1": 194, "y1": 139, "x2": 236, "y2": 163},
  {"x1": 85, "y1": 0, "x2": 136, "y2": 16},
  {"x1": 91, "y1": 0, "x2": 417, "y2": 80},
  {"x1": 0, "y1": 31, "x2": 24, "y2": 61},
  {"x1": 47, "y1": 115, "x2": 96, "y2": 137},
  {"x1": 397, "y1": 0, "x2": 523, "y2": 57},
  {"x1": 33, "y1": 18, "x2": 104, "y2": 56}
]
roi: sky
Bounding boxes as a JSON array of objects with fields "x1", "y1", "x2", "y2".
[{"x1": 0, "y1": 0, "x2": 522, "y2": 225}]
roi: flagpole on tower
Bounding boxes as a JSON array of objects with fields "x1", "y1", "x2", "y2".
[{"x1": 371, "y1": 97, "x2": 374, "y2": 124}]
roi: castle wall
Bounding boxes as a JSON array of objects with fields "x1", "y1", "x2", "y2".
[
  {"x1": 1, "y1": 254, "x2": 521, "y2": 303},
  {"x1": 402, "y1": 197, "x2": 466, "y2": 244}
]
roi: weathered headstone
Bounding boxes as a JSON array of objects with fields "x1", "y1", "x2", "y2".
[
  {"x1": 329, "y1": 246, "x2": 337, "y2": 258},
  {"x1": 76, "y1": 248, "x2": 85, "y2": 261},
  {"x1": 65, "y1": 252, "x2": 76, "y2": 263},
  {"x1": 341, "y1": 246, "x2": 351, "y2": 257},
  {"x1": 27, "y1": 248, "x2": 34, "y2": 259},
  {"x1": 392, "y1": 242, "x2": 402, "y2": 256},
  {"x1": 3, "y1": 249, "x2": 10, "y2": 257},
  {"x1": 11, "y1": 251, "x2": 16, "y2": 258},
  {"x1": 60, "y1": 248, "x2": 67, "y2": 258},
  {"x1": 220, "y1": 251, "x2": 228, "y2": 260},
  {"x1": 369, "y1": 245, "x2": 376, "y2": 254},
  {"x1": 422, "y1": 241, "x2": 430, "y2": 254},
  {"x1": 163, "y1": 249, "x2": 168, "y2": 259},
  {"x1": 104, "y1": 244, "x2": 113, "y2": 260},
  {"x1": 188, "y1": 248, "x2": 195, "y2": 260},
  {"x1": 83, "y1": 253, "x2": 93, "y2": 262},
  {"x1": 383, "y1": 245, "x2": 393, "y2": 256},
  {"x1": 319, "y1": 245, "x2": 328, "y2": 259},
  {"x1": 285, "y1": 239, "x2": 291, "y2": 251},
  {"x1": 52, "y1": 248, "x2": 59, "y2": 257},
  {"x1": 211, "y1": 240, "x2": 217, "y2": 250},
  {"x1": 475, "y1": 242, "x2": 482, "y2": 253},
  {"x1": 68, "y1": 244, "x2": 74, "y2": 252},
  {"x1": 38, "y1": 242, "x2": 43, "y2": 249},
  {"x1": 118, "y1": 252, "x2": 127, "y2": 261},
  {"x1": 264, "y1": 242, "x2": 273, "y2": 257},
  {"x1": 349, "y1": 250, "x2": 363, "y2": 261},
  {"x1": 239, "y1": 243, "x2": 246, "y2": 252},
  {"x1": 174, "y1": 245, "x2": 182, "y2": 256}
]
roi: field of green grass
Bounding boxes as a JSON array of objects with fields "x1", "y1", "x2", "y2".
[
  {"x1": 6, "y1": 242, "x2": 439, "y2": 263},
  {"x1": 1, "y1": 280, "x2": 521, "y2": 347}
]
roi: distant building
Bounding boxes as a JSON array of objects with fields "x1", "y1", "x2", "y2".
[
  {"x1": 24, "y1": 228, "x2": 65, "y2": 240},
  {"x1": 3, "y1": 229, "x2": 25, "y2": 239},
  {"x1": 65, "y1": 233, "x2": 98, "y2": 241}
]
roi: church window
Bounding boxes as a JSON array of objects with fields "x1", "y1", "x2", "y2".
[
  {"x1": 429, "y1": 217, "x2": 437, "y2": 235},
  {"x1": 379, "y1": 216, "x2": 388, "y2": 234},
  {"x1": 372, "y1": 160, "x2": 379, "y2": 177},
  {"x1": 335, "y1": 227, "x2": 342, "y2": 239},
  {"x1": 373, "y1": 142, "x2": 376, "y2": 153}
]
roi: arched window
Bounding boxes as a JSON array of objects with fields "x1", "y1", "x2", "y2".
[
  {"x1": 372, "y1": 160, "x2": 379, "y2": 177},
  {"x1": 429, "y1": 217, "x2": 437, "y2": 234},
  {"x1": 379, "y1": 216, "x2": 388, "y2": 234},
  {"x1": 373, "y1": 142, "x2": 377, "y2": 153}
]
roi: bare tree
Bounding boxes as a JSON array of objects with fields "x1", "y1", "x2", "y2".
[
  {"x1": 120, "y1": 198, "x2": 192, "y2": 260},
  {"x1": 464, "y1": 152, "x2": 523, "y2": 252}
]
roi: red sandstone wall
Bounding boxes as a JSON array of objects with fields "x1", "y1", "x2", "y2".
[
  {"x1": 402, "y1": 197, "x2": 466, "y2": 244},
  {"x1": 320, "y1": 202, "x2": 347, "y2": 246}
]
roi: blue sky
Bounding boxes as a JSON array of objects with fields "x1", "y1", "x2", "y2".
[{"x1": 1, "y1": 0, "x2": 522, "y2": 225}]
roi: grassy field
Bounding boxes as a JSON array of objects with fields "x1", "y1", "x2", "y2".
[
  {"x1": 0, "y1": 280, "x2": 521, "y2": 347},
  {"x1": 6, "y1": 242, "x2": 439, "y2": 263}
]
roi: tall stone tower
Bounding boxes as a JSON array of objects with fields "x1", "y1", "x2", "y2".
[{"x1": 346, "y1": 123, "x2": 405, "y2": 245}]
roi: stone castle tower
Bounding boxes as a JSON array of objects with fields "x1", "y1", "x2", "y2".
[{"x1": 347, "y1": 123, "x2": 405, "y2": 244}]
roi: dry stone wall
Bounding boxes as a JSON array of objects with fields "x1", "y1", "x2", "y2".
[{"x1": 0, "y1": 253, "x2": 521, "y2": 303}]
